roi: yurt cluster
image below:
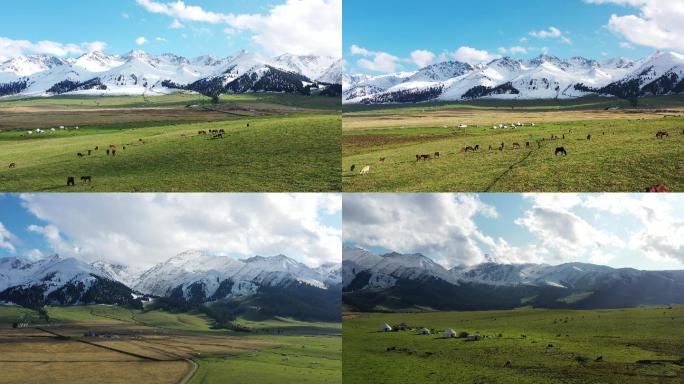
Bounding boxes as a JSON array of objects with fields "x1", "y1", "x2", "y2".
[{"x1": 379, "y1": 323, "x2": 482, "y2": 341}]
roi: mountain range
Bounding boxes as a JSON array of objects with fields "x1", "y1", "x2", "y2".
[
  {"x1": 0, "y1": 251, "x2": 341, "y2": 322},
  {"x1": 343, "y1": 51, "x2": 684, "y2": 104},
  {"x1": 342, "y1": 248, "x2": 684, "y2": 312},
  {"x1": 0, "y1": 50, "x2": 342, "y2": 98}
]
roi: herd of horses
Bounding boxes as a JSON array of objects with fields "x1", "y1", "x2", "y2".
[
  {"x1": 351, "y1": 127, "x2": 681, "y2": 191},
  {"x1": 5, "y1": 123, "x2": 254, "y2": 187}
]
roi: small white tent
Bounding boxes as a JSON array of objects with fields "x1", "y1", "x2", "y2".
[
  {"x1": 443, "y1": 328, "x2": 457, "y2": 338},
  {"x1": 419, "y1": 327, "x2": 431, "y2": 335},
  {"x1": 379, "y1": 323, "x2": 392, "y2": 332}
]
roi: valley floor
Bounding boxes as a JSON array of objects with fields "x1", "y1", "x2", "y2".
[
  {"x1": 0, "y1": 93, "x2": 341, "y2": 192},
  {"x1": 342, "y1": 307, "x2": 684, "y2": 384},
  {"x1": 0, "y1": 305, "x2": 341, "y2": 384},
  {"x1": 342, "y1": 99, "x2": 684, "y2": 192}
]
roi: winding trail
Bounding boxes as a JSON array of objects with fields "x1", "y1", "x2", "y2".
[{"x1": 178, "y1": 359, "x2": 198, "y2": 384}]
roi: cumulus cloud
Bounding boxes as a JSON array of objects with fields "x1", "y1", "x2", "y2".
[
  {"x1": 585, "y1": 0, "x2": 684, "y2": 51},
  {"x1": 410, "y1": 49, "x2": 436, "y2": 68},
  {"x1": 0, "y1": 222, "x2": 17, "y2": 254},
  {"x1": 349, "y1": 44, "x2": 402, "y2": 73},
  {"x1": 0, "y1": 37, "x2": 107, "y2": 61},
  {"x1": 19, "y1": 194, "x2": 341, "y2": 268},
  {"x1": 343, "y1": 194, "x2": 499, "y2": 268},
  {"x1": 135, "y1": 36, "x2": 148, "y2": 45},
  {"x1": 529, "y1": 26, "x2": 573, "y2": 45},
  {"x1": 136, "y1": 0, "x2": 341, "y2": 57},
  {"x1": 451, "y1": 46, "x2": 498, "y2": 64}
]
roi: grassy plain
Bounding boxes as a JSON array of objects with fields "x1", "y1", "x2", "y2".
[
  {"x1": 0, "y1": 305, "x2": 341, "y2": 384},
  {"x1": 0, "y1": 93, "x2": 341, "y2": 192},
  {"x1": 343, "y1": 307, "x2": 684, "y2": 384},
  {"x1": 342, "y1": 96, "x2": 684, "y2": 192}
]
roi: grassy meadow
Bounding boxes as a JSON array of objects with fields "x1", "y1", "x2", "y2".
[
  {"x1": 342, "y1": 97, "x2": 684, "y2": 192},
  {"x1": 343, "y1": 307, "x2": 684, "y2": 384},
  {"x1": 0, "y1": 93, "x2": 341, "y2": 192},
  {"x1": 0, "y1": 305, "x2": 341, "y2": 384}
]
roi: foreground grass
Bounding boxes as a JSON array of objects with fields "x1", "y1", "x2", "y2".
[
  {"x1": 0, "y1": 305, "x2": 341, "y2": 384},
  {"x1": 343, "y1": 307, "x2": 684, "y2": 384},
  {"x1": 0, "y1": 113, "x2": 341, "y2": 192},
  {"x1": 343, "y1": 116, "x2": 684, "y2": 192}
]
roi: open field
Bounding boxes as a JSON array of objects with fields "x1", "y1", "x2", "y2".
[
  {"x1": 0, "y1": 305, "x2": 341, "y2": 384},
  {"x1": 342, "y1": 98, "x2": 684, "y2": 192},
  {"x1": 0, "y1": 93, "x2": 341, "y2": 192},
  {"x1": 343, "y1": 307, "x2": 684, "y2": 384}
]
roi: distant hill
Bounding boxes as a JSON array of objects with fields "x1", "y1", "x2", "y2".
[{"x1": 342, "y1": 248, "x2": 684, "y2": 312}]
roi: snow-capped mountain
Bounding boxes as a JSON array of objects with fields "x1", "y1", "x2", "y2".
[
  {"x1": 0, "y1": 50, "x2": 342, "y2": 98},
  {"x1": 343, "y1": 51, "x2": 684, "y2": 104},
  {"x1": 134, "y1": 251, "x2": 339, "y2": 302},
  {"x1": 343, "y1": 248, "x2": 684, "y2": 311},
  {"x1": 0, "y1": 255, "x2": 139, "y2": 308}
]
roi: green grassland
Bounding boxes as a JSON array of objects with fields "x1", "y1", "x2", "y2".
[
  {"x1": 343, "y1": 307, "x2": 684, "y2": 384},
  {"x1": 343, "y1": 116, "x2": 684, "y2": 192},
  {"x1": 0, "y1": 93, "x2": 341, "y2": 192},
  {"x1": 0, "y1": 305, "x2": 341, "y2": 384}
]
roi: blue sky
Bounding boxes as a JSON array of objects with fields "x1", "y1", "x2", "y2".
[
  {"x1": 344, "y1": 0, "x2": 680, "y2": 74},
  {"x1": 343, "y1": 193, "x2": 684, "y2": 271},
  {"x1": 0, "y1": 194, "x2": 342, "y2": 268},
  {"x1": 0, "y1": 0, "x2": 341, "y2": 61}
]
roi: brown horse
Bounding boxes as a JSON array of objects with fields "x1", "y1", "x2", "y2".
[
  {"x1": 8, "y1": 163, "x2": 16, "y2": 169},
  {"x1": 646, "y1": 184, "x2": 668, "y2": 192},
  {"x1": 656, "y1": 131, "x2": 669, "y2": 139},
  {"x1": 512, "y1": 142, "x2": 521, "y2": 149},
  {"x1": 555, "y1": 147, "x2": 567, "y2": 156},
  {"x1": 379, "y1": 157, "x2": 386, "y2": 162},
  {"x1": 420, "y1": 154, "x2": 432, "y2": 160}
]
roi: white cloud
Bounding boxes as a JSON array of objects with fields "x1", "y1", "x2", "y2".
[
  {"x1": 584, "y1": 0, "x2": 684, "y2": 51},
  {"x1": 0, "y1": 222, "x2": 17, "y2": 254},
  {"x1": 0, "y1": 37, "x2": 107, "y2": 60},
  {"x1": 451, "y1": 46, "x2": 499, "y2": 64},
  {"x1": 349, "y1": 44, "x2": 402, "y2": 73},
  {"x1": 410, "y1": 49, "x2": 436, "y2": 68},
  {"x1": 20, "y1": 194, "x2": 341, "y2": 268},
  {"x1": 343, "y1": 194, "x2": 499, "y2": 268},
  {"x1": 169, "y1": 19, "x2": 185, "y2": 29},
  {"x1": 135, "y1": 36, "x2": 148, "y2": 45},
  {"x1": 529, "y1": 26, "x2": 573, "y2": 45},
  {"x1": 155, "y1": 37, "x2": 168, "y2": 43},
  {"x1": 137, "y1": 0, "x2": 341, "y2": 57},
  {"x1": 619, "y1": 41, "x2": 634, "y2": 49}
]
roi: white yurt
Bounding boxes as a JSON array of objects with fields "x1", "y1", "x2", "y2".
[
  {"x1": 443, "y1": 328, "x2": 457, "y2": 338},
  {"x1": 379, "y1": 323, "x2": 392, "y2": 332}
]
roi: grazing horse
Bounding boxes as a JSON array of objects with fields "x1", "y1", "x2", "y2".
[
  {"x1": 464, "y1": 146, "x2": 475, "y2": 153},
  {"x1": 8, "y1": 163, "x2": 16, "y2": 169},
  {"x1": 112, "y1": 149, "x2": 116, "y2": 156},
  {"x1": 656, "y1": 131, "x2": 669, "y2": 139},
  {"x1": 359, "y1": 165, "x2": 370, "y2": 175},
  {"x1": 94, "y1": 146, "x2": 99, "y2": 151},
  {"x1": 80, "y1": 176, "x2": 92, "y2": 183},
  {"x1": 67, "y1": 177, "x2": 75, "y2": 186},
  {"x1": 526, "y1": 142, "x2": 530, "y2": 148},
  {"x1": 555, "y1": 147, "x2": 567, "y2": 156},
  {"x1": 512, "y1": 142, "x2": 521, "y2": 149},
  {"x1": 434, "y1": 152, "x2": 440, "y2": 158},
  {"x1": 587, "y1": 134, "x2": 592, "y2": 140},
  {"x1": 646, "y1": 184, "x2": 668, "y2": 192},
  {"x1": 474, "y1": 144, "x2": 480, "y2": 151},
  {"x1": 379, "y1": 157, "x2": 386, "y2": 162},
  {"x1": 420, "y1": 154, "x2": 432, "y2": 160},
  {"x1": 109, "y1": 144, "x2": 116, "y2": 149},
  {"x1": 416, "y1": 154, "x2": 421, "y2": 161},
  {"x1": 350, "y1": 164, "x2": 356, "y2": 172},
  {"x1": 77, "y1": 153, "x2": 84, "y2": 157}
]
